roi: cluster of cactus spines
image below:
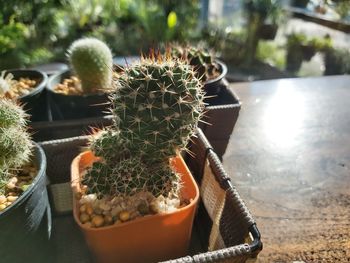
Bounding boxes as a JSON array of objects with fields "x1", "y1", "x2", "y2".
[
  {"x1": 170, "y1": 44, "x2": 218, "y2": 82},
  {"x1": 83, "y1": 157, "x2": 179, "y2": 198},
  {"x1": 88, "y1": 128, "x2": 129, "y2": 162},
  {"x1": 0, "y1": 100, "x2": 32, "y2": 191},
  {"x1": 0, "y1": 71, "x2": 16, "y2": 96},
  {"x1": 67, "y1": 37, "x2": 113, "y2": 93},
  {"x1": 83, "y1": 55, "x2": 204, "y2": 199}
]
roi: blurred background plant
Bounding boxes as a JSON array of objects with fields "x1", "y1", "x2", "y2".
[
  {"x1": 0, "y1": 0, "x2": 200, "y2": 70},
  {"x1": 0, "y1": 0, "x2": 349, "y2": 78}
]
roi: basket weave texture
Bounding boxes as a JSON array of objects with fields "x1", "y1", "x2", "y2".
[{"x1": 39, "y1": 128, "x2": 261, "y2": 263}]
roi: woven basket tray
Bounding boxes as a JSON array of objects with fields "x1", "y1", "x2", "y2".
[
  {"x1": 199, "y1": 79, "x2": 241, "y2": 160},
  {"x1": 39, "y1": 128, "x2": 261, "y2": 263}
]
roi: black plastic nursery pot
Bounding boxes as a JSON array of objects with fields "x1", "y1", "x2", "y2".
[
  {"x1": 204, "y1": 60, "x2": 228, "y2": 96},
  {"x1": 30, "y1": 115, "x2": 113, "y2": 142},
  {"x1": 301, "y1": 45, "x2": 316, "y2": 61},
  {"x1": 286, "y1": 48, "x2": 303, "y2": 74},
  {"x1": 32, "y1": 79, "x2": 240, "y2": 161},
  {"x1": 292, "y1": 0, "x2": 309, "y2": 8},
  {"x1": 46, "y1": 70, "x2": 110, "y2": 120},
  {"x1": 0, "y1": 143, "x2": 51, "y2": 263},
  {"x1": 7, "y1": 69, "x2": 48, "y2": 122},
  {"x1": 258, "y1": 24, "x2": 278, "y2": 40}
]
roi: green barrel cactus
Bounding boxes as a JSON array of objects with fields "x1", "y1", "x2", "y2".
[
  {"x1": 0, "y1": 100, "x2": 32, "y2": 192},
  {"x1": 67, "y1": 37, "x2": 113, "y2": 93},
  {"x1": 170, "y1": 44, "x2": 218, "y2": 82},
  {"x1": 112, "y1": 57, "x2": 205, "y2": 162},
  {"x1": 83, "y1": 56, "x2": 204, "y2": 199}
]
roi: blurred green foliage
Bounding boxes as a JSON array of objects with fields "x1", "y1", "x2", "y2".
[
  {"x1": 1, "y1": 0, "x2": 347, "y2": 77},
  {"x1": 0, "y1": 0, "x2": 200, "y2": 70},
  {"x1": 256, "y1": 41, "x2": 285, "y2": 69}
]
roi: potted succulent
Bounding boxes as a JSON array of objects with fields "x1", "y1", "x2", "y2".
[
  {"x1": 286, "y1": 33, "x2": 332, "y2": 74},
  {"x1": 0, "y1": 69, "x2": 48, "y2": 121},
  {"x1": 0, "y1": 100, "x2": 51, "y2": 262},
  {"x1": 46, "y1": 37, "x2": 114, "y2": 120},
  {"x1": 71, "y1": 55, "x2": 204, "y2": 262},
  {"x1": 243, "y1": 0, "x2": 283, "y2": 65},
  {"x1": 170, "y1": 44, "x2": 227, "y2": 96}
]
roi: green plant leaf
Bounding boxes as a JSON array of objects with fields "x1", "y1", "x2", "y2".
[{"x1": 167, "y1": 11, "x2": 177, "y2": 29}]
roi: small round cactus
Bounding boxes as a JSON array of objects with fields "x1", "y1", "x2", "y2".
[
  {"x1": 0, "y1": 100, "x2": 32, "y2": 191},
  {"x1": 170, "y1": 44, "x2": 219, "y2": 82},
  {"x1": 67, "y1": 37, "x2": 113, "y2": 93}
]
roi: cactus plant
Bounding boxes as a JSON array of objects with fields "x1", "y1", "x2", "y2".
[
  {"x1": 112, "y1": 56, "x2": 205, "y2": 162},
  {"x1": 170, "y1": 44, "x2": 219, "y2": 82},
  {"x1": 0, "y1": 100, "x2": 32, "y2": 193},
  {"x1": 67, "y1": 37, "x2": 113, "y2": 93},
  {"x1": 83, "y1": 55, "x2": 204, "y2": 200}
]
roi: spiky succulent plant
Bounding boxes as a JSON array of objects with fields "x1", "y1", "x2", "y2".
[
  {"x1": 84, "y1": 56, "x2": 204, "y2": 198},
  {"x1": 112, "y1": 56, "x2": 205, "y2": 162},
  {"x1": 170, "y1": 44, "x2": 219, "y2": 82},
  {"x1": 0, "y1": 100, "x2": 33, "y2": 192},
  {"x1": 67, "y1": 37, "x2": 113, "y2": 93}
]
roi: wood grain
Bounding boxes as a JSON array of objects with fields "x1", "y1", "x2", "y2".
[{"x1": 224, "y1": 76, "x2": 350, "y2": 262}]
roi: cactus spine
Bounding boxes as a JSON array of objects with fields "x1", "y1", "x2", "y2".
[
  {"x1": 0, "y1": 100, "x2": 32, "y2": 193},
  {"x1": 84, "y1": 56, "x2": 204, "y2": 199},
  {"x1": 67, "y1": 37, "x2": 113, "y2": 93}
]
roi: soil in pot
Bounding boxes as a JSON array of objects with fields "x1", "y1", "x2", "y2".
[
  {"x1": 71, "y1": 151, "x2": 199, "y2": 263},
  {"x1": 0, "y1": 163, "x2": 37, "y2": 212},
  {"x1": 47, "y1": 70, "x2": 115, "y2": 120},
  {"x1": 0, "y1": 70, "x2": 48, "y2": 121}
]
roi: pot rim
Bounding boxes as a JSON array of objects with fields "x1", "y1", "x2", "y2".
[
  {"x1": 46, "y1": 70, "x2": 109, "y2": 98},
  {"x1": 205, "y1": 59, "x2": 227, "y2": 85},
  {"x1": 5, "y1": 69, "x2": 48, "y2": 100},
  {"x1": 0, "y1": 143, "x2": 47, "y2": 217},
  {"x1": 71, "y1": 151, "x2": 199, "y2": 232}
]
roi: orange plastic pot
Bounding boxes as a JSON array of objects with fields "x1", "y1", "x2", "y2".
[{"x1": 71, "y1": 151, "x2": 199, "y2": 263}]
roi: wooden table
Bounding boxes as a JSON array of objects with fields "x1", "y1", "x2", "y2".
[{"x1": 224, "y1": 76, "x2": 350, "y2": 262}]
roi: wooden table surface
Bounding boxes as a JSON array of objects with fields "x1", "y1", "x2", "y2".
[{"x1": 224, "y1": 76, "x2": 350, "y2": 262}]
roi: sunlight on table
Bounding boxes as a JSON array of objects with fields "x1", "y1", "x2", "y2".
[{"x1": 262, "y1": 81, "x2": 305, "y2": 148}]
